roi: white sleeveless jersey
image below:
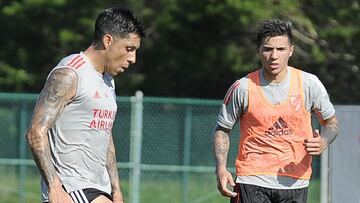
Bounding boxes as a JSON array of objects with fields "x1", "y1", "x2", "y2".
[{"x1": 41, "y1": 52, "x2": 117, "y2": 201}]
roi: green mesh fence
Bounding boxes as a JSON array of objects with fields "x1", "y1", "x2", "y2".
[{"x1": 0, "y1": 92, "x2": 320, "y2": 203}]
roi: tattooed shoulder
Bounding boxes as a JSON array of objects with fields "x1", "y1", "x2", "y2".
[
  {"x1": 33, "y1": 68, "x2": 78, "y2": 128},
  {"x1": 44, "y1": 68, "x2": 78, "y2": 103}
]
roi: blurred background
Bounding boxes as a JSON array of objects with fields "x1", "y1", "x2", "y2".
[
  {"x1": 0, "y1": 0, "x2": 359, "y2": 203},
  {"x1": 0, "y1": 0, "x2": 359, "y2": 101}
]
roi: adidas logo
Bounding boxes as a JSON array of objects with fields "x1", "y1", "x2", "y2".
[
  {"x1": 265, "y1": 117, "x2": 294, "y2": 136},
  {"x1": 93, "y1": 90, "x2": 102, "y2": 99}
]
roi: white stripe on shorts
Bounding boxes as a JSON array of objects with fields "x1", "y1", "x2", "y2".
[
  {"x1": 79, "y1": 190, "x2": 89, "y2": 203},
  {"x1": 70, "y1": 189, "x2": 89, "y2": 203}
]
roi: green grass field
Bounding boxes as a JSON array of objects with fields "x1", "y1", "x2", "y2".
[{"x1": 0, "y1": 166, "x2": 320, "y2": 203}]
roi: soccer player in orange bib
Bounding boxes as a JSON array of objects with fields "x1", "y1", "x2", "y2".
[{"x1": 213, "y1": 19, "x2": 339, "y2": 203}]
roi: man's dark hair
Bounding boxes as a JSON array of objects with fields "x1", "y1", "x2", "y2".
[
  {"x1": 94, "y1": 7, "x2": 146, "y2": 42},
  {"x1": 256, "y1": 19, "x2": 293, "y2": 49}
]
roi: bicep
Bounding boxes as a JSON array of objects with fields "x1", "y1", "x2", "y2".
[
  {"x1": 107, "y1": 134, "x2": 116, "y2": 152},
  {"x1": 213, "y1": 125, "x2": 231, "y2": 144},
  {"x1": 30, "y1": 68, "x2": 78, "y2": 130},
  {"x1": 322, "y1": 115, "x2": 339, "y2": 128}
]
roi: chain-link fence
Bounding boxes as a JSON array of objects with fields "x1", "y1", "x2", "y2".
[{"x1": 0, "y1": 92, "x2": 321, "y2": 203}]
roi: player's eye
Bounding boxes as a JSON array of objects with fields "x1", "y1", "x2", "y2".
[
  {"x1": 126, "y1": 46, "x2": 136, "y2": 52},
  {"x1": 262, "y1": 47, "x2": 273, "y2": 52}
]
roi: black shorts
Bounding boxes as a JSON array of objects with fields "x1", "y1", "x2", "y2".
[
  {"x1": 43, "y1": 188, "x2": 112, "y2": 203},
  {"x1": 230, "y1": 183, "x2": 308, "y2": 203}
]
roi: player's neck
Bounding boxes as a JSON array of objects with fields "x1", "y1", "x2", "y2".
[
  {"x1": 83, "y1": 46, "x2": 105, "y2": 74},
  {"x1": 262, "y1": 67, "x2": 288, "y2": 84}
]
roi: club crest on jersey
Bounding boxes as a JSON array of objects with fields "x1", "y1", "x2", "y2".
[{"x1": 289, "y1": 95, "x2": 301, "y2": 112}]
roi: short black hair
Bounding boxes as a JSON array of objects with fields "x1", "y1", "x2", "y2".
[
  {"x1": 94, "y1": 7, "x2": 146, "y2": 42},
  {"x1": 256, "y1": 19, "x2": 293, "y2": 49}
]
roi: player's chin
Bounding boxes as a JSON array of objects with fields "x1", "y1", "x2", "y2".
[
  {"x1": 108, "y1": 71, "x2": 119, "y2": 77},
  {"x1": 117, "y1": 67, "x2": 126, "y2": 74},
  {"x1": 268, "y1": 66, "x2": 280, "y2": 73},
  {"x1": 113, "y1": 69, "x2": 125, "y2": 76}
]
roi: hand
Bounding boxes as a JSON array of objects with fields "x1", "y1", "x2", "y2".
[
  {"x1": 216, "y1": 168, "x2": 237, "y2": 197},
  {"x1": 305, "y1": 129, "x2": 328, "y2": 155},
  {"x1": 48, "y1": 185, "x2": 74, "y2": 203},
  {"x1": 112, "y1": 191, "x2": 124, "y2": 203}
]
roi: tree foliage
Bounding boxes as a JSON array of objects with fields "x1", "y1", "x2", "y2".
[{"x1": 0, "y1": 0, "x2": 359, "y2": 103}]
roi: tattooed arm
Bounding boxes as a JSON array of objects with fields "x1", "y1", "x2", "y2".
[
  {"x1": 305, "y1": 116, "x2": 340, "y2": 155},
  {"x1": 106, "y1": 134, "x2": 124, "y2": 203},
  {"x1": 213, "y1": 125, "x2": 237, "y2": 197},
  {"x1": 27, "y1": 68, "x2": 77, "y2": 203}
]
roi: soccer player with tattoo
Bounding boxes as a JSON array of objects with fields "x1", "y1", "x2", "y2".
[
  {"x1": 27, "y1": 7, "x2": 145, "y2": 203},
  {"x1": 213, "y1": 19, "x2": 339, "y2": 203}
]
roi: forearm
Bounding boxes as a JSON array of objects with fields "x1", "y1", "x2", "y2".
[
  {"x1": 213, "y1": 127, "x2": 231, "y2": 171},
  {"x1": 106, "y1": 135, "x2": 121, "y2": 194},
  {"x1": 321, "y1": 116, "x2": 339, "y2": 145},
  {"x1": 27, "y1": 128, "x2": 60, "y2": 186}
]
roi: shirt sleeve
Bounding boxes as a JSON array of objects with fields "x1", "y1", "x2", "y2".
[
  {"x1": 305, "y1": 73, "x2": 336, "y2": 120},
  {"x1": 217, "y1": 78, "x2": 248, "y2": 130}
]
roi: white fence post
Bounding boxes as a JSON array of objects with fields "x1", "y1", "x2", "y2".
[
  {"x1": 19, "y1": 103, "x2": 28, "y2": 203},
  {"x1": 129, "y1": 91, "x2": 144, "y2": 203},
  {"x1": 182, "y1": 105, "x2": 192, "y2": 203},
  {"x1": 320, "y1": 148, "x2": 329, "y2": 203}
]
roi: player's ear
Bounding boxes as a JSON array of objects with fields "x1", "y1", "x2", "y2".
[
  {"x1": 289, "y1": 45, "x2": 294, "y2": 57},
  {"x1": 102, "y1": 34, "x2": 114, "y2": 50}
]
